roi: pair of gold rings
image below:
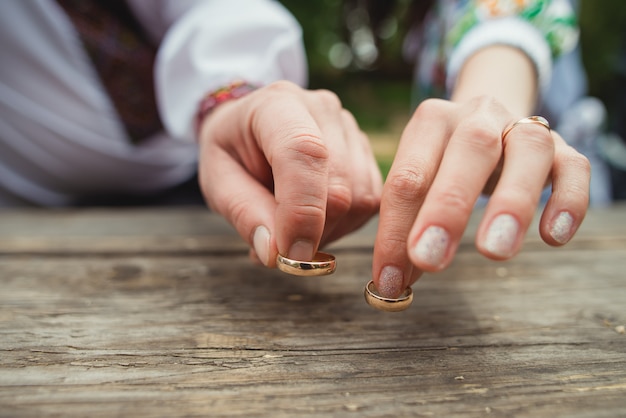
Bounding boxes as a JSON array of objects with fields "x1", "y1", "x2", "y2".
[{"x1": 276, "y1": 253, "x2": 413, "y2": 312}]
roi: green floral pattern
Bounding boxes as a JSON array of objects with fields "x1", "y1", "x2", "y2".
[
  {"x1": 412, "y1": 0, "x2": 579, "y2": 102},
  {"x1": 446, "y1": 0, "x2": 578, "y2": 57}
]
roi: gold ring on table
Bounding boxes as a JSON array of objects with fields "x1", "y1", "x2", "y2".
[
  {"x1": 364, "y1": 280, "x2": 413, "y2": 312},
  {"x1": 276, "y1": 251, "x2": 336, "y2": 276},
  {"x1": 502, "y1": 115, "x2": 551, "y2": 140}
]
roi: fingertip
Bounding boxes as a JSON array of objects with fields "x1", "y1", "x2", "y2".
[
  {"x1": 542, "y1": 132, "x2": 590, "y2": 246},
  {"x1": 409, "y1": 225, "x2": 452, "y2": 272},
  {"x1": 373, "y1": 263, "x2": 423, "y2": 299},
  {"x1": 541, "y1": 209, "x2": 584, "y2": 247},
  {"x1": 477, "y1": 213, "x2": 522, "y2": 260},
  {"x1": 252, "y1": 225, "x2": 272, "y2": 266},
  {"x1": 376, "y1": 265, "x2": 406, "y2": 298},
  {"x1": 286, "y1": 239, "x2": 316, "y2": 262},
  {"x1": 548, "y1": 210, "x2": 575, "y2": 245}
]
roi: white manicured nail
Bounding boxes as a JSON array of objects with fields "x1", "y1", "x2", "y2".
[
  {"x1": 413, "y1": 226, "x2": 449, "y2": 268},
  {"x1": 253, "y1": 226, "x2": 271, "y2": 266},
  {"x1": 550, "y1": 211, "x2": 574, "y2": 244},
  {"x1": 484, "y1": 214, "x2": 519, "y2": 257}
]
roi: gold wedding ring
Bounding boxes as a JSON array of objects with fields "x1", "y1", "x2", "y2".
[
  {"x1": 276, "y1": 251, "x2": 336, "y2": 276},
  {"x1": 502, "y1": 115, "x2": 551, "y2": 139},
  {"x1": 364, "y1": 280, "x2": 413, "y2": 312}
]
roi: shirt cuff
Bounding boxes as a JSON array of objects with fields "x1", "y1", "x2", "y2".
[
  {"x1": 446, "y1": 17, "x2": 552, "y2": 96},
  {"x1": 155, "y1": 0, "x2": 307, "y2": 142}
]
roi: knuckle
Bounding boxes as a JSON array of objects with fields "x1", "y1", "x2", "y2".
[
  {"x1": 356, "y1": 190, "x2": 382, "y2": 215},
  {"x1": 411, "y1": 98, "x2": 450, "y2": 124},
  {"x1": 345, "y1": 190, "x2": 381, "y2": 220},
  {"x1": 285, "y1": 200, "x2": 327, "y2": 226},
  {"x1": 456, "y1": 119, "x2": 502, "y2": 153},
  {"x1": 311, "y1": 88, "x2": 342, "y2": 110},
  {"x1": 433, "y1": 185, "x2": 474, "y2": 213},
  {"x1": 340, "y1": 109, "x2": 364, "y2": 134},
  {"x1": 326, "y1": 183, "x2": 353, "y2": 215},
  {"x1": 556, "y1": 147, "x2": 592, "y2": 200},
  {"x1": 385, "y1": 166, "x2": 430, "y2": 203},
  {"x1": 500, "y1": 185, "x2": 539, "y2": 210},
  {"x1": 470, "y1": 95, "x2": 507, "y2": 113},
  {"x1": 281, "y1": 133, "x2": 330, "y2": 168},
  {"x1": 565, "y1": 147, "x2": 592, "y2": 176},
  {"x1": 567, "y1": 183, "x2": 591, "y2": 205},
  {"x1": 462, "y1": 95, "x2": 510, "y2": 122},
  {"x1": 341, "y1": 108, "x2": 357, "y2": 124},
  {"x1": 265, "y1": 80, "x2": 299, "y2": 94}
]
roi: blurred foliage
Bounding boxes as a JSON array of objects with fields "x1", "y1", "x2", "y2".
[
  {"x1": 278, "y1": 0, "x2": 344, "y2": 82},
  {"x1": 280, "y1": 0, "x2": 626, "y2": 137},
  {"x1": 279, "y1": 0, "x2": 413, "y2": 81},
  {"x1": 579, "y1": 0, "x2": 626, "y2": 132},
  {"x1": 279, "y1": 0, "x2": 414, "y2": 133}
]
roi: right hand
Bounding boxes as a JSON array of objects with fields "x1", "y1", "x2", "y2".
[{"x1": 197, "y1": 81, "x2": 383, "y2": 267}]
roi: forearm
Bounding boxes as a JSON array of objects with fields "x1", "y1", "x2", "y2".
[{"x1": 450, "y1": 45, "x2": 538, "y2": 118}]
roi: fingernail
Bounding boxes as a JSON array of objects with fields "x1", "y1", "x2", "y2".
[
  {"x1": 413, "y1": 225, "x2": 449, "y2": 268},
  {"x1": 288, "y1": 240, "x2": 315, "y2": 261},
  {"x1": 550, "y1": 211, "x2": 574, "y2": 244},
  {"x1": 378, "y1": 265, "x2": 404, "y2": 298},
  {"x1": 484, "y1": 214, "x2": 519, "y2": 257},
  {"x1": 252, "y1": 226, "x2": 271, "y2": 266}
]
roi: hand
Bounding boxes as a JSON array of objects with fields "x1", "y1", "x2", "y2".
[
  {"x1": 372, "y1": 96, "x2": 591, "y2": 297},
  {"x1": 197, "y1": 81, "x2": 383, "y2": 267}
]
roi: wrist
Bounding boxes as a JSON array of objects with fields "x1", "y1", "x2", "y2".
[
  {"x1": 195, "y1": 81, "x2": 260, "y2": 139},
  {"x1": 451, "y1": 45, "x2": 537, "y2": 117}
]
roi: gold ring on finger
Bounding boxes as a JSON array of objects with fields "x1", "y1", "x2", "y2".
[{"x1": 502, "y1": 115, "x2": 551, "y2": 140}]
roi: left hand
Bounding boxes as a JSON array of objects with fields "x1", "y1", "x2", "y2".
[{"x1": 371, "y1": 96, "x2": 591, "y2": 298}]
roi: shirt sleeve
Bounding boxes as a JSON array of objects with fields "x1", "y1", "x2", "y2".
[
  {"x1": 130, "y1": 0, "x2": 308, "y2": 142},
  {"x1": 444, "y1": 0, "x2": 579, "y2": 94}
]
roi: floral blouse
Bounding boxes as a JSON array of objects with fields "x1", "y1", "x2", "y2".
[{"x1": 407, "y1": 0, "x2": 580, "y2": 102}]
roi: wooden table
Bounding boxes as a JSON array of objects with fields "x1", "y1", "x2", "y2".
[{"x1": 1, "y1": 206, "x2": 625, "y2": 417}]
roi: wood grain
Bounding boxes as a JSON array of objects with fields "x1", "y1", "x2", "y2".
[{"x1": 0, "y1": 207, "x2": 625, "y2": 417}]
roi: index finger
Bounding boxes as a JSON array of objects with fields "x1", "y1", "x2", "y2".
[{"x1": 373, "y1": 99, "x2": 454, "y2": 297}]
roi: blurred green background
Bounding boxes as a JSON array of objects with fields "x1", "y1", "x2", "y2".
[{"x1": 279, "y1": 0, "x2": 626, "y2": 177}]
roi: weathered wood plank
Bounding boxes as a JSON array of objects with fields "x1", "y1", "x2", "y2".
[
  {"x1": 1, "y1": 205, "x2": 625, "y2": 254},
  {"x1": 1, "y1": 251, "x2": 625, "y2": 415},
  {"x1": 0, "y1": 207, "x2": 625, "y2": 417}
]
